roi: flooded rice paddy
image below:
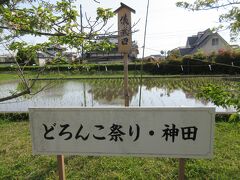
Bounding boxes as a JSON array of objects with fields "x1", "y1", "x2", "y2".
[{"x1": 0, "y1": 77, "x2": 238, "y2": 112}]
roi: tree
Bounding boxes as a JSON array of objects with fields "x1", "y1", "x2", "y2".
[
  {"x1": 14, "y1": 45, "x2": 37, "y2": 66},
  {"x1": 0, "y1": 0, "x2": 114, "y2": 49},
  {"x1": 176, "y1": 0, "x2": 240, "y2": 41},
  {"x1": 166, "y1": 49, "x2": 181, "y2": 60},
  {"x1": 0, "y1": 0, "x2": 115, "y2": 102}
]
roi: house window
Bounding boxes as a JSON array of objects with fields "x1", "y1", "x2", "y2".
[{"x1": 212, "y1": 38, "x2": 219, "y2": 46}]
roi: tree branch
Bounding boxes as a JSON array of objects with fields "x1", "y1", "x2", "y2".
[
  {"x1": 177, "y1": 1, "x2": 240, "y2": 11},
  {"x1": 0, "y1": 89, "x2": 30, "y2": 102},
  {"x1": 0, "y1": 26, "x2": 66, "y2": 37},
  {"x1": 195, "y1": 2, "x2": 240, "y2": 11}
]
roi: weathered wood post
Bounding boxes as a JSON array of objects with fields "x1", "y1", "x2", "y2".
[
  {"x1": 179, "y1": 158, "x2": 185, "y2": 180},
  {"x1": 123, "y1": 53, "x2": 129, "y2": 106},
  {"x1": 57, "y1": 155, "x2": 65, "y2": 180},
  {"x1": 114, "y1": 3, "x2": 136, "y2": 107}
]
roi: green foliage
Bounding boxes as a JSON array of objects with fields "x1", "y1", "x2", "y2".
[
  {"x1": 198, "y1": 84, "x2": 233, "y2": 108},
  {"x1": 9, "y1": 41, "x2": 57, "y2": 66},
  {"x1": 84, "y1": 39, "x2": 116, "y2": 54},
  {"x1": 166, "y1": 49, "x2": 181, "y2": 61},
  {"x1": 49, "y1": 55, "x2": 69, "y2": 65},
  {"x1": 198, "y1": 84, "x2": 240, "y2": 121},
  {"x1": 9, "y1": 41, "x2": 37, "y2": 65},
  {"x1": 192, "y1": 50, "x2": 205, "y2": 60},
  {"x1": 215, "y1": 49, "x2": 240, "y2": 64},
  {"x1": 182, "y1": 55, "x2": 193, "y2": 64},
  {"x1": 96, "y1": 8, "x2": 115, "y2": 22},
  {"x1": 216, "y1": 49, "x2": 233, "y2": 64},
  {"x1": 16, "y1": 49, "x2": 36, "y2": 65},
  {"x1": 176, "y1": 0, "x2": 240, "y2": 41}
]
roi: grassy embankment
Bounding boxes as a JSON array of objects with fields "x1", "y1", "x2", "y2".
[
  {"x1": 0, "y1": 73, "x2": 19, "y2": 83},
  {"x1": 0, "y1": 119, "x2": 239, "y2": 179}
]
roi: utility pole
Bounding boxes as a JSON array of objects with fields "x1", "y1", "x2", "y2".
[
  {"x1": 142, "y1": 0, "x2": 150, "y2": 60},
  {"x1": 139, "y1": 0, "x2": 150, "y2": 107}
]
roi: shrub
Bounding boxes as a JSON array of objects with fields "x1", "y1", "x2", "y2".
[
  {"x1": 215, "y1": 49, "x2": 234, "y2": 64},
  {"x1": 192, "y1": 50, "x2": 206, "y2": 60},
  {"x1": 16, "y1": 49, "x2": 36, "y2": 65},
  {"x1": 49, "y1": 56, "x2": 69, "y2": 65}
]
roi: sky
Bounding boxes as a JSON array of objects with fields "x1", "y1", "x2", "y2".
[
  {"x1": 1, "y1": 0, "x2": 239, "y2": 57},
  {"x1": 76, "y1": 0, "x2": 238, "y2": 57}
]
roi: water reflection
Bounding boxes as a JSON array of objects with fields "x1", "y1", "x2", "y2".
[{"x1": 0, "y1": 77, "x2": 238, "y2": 112}]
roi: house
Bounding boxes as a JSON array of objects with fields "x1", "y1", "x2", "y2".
[
  {"x1": 62, "y1": 52, "x2": 78, "y2": 62},
  {"x1": 36, "y1": 51, "x2": 54, "y2": 66},
  {"x1": 0, "y1": 54, "x2": 15, "y2": 64},
  {"x1": 231, "y1": 44, "x2": 240, "y2": 49},
  {"x1": 144, "y1": 54, "x2": 165, "y2": 61},
  {"x1": 85, "y1": 35, "x2": 139, "y2": 62},
  {"x1": 178, "y1": 29, "x2": 231, "y2": 56},
  {"x1": 37, "y1": 45, "x2": 77, "y2": 66}
]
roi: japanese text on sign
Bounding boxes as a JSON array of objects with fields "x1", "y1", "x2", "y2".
[
  {"x1": 29, "y1": 107, "x2": 215, "y2": 158},
  {"x1": 43, "y1": 123, "x2": 198, "y2": 143},
  {"x1": 117, "y1": 8, "x2": 132, "y2": 53},
  {"x1": 120, "y1": 13, "x2": 131, "y2": 46}
]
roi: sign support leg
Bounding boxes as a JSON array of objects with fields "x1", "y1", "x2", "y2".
[
  {"x1": 124, "y1": 53, "x2": 129, "y2": 107},
  {"x1": 178, "y1": 158, "x2": 185, "y2": 180},
  {"x1": 57, "y1": 155, "x2": 65, "y2": 180}
]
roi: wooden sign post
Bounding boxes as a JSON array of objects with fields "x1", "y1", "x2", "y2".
[
  {"x1": 179, "y1": 158, "x2": 185, "y2": 180},
  {"x1": 57, "y1": 155, "x2": 65, "y2": 180},
  {"x1": 114, "y1": 3, "x2": 136, "y2": 107},
  {"x1": 123, "y1": 53, "x2": 129, "y2": 106}
]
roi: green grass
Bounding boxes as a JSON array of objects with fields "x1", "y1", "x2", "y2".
[
  {"x1": 0, "y1": 73, "x2": 20, "y2": 83},
  {"x1": 0, "y1": 71, "x2": 147, "y2": 82},
  {"x1": 0, "y1": 120, "x2": 239, "y2": 179}
]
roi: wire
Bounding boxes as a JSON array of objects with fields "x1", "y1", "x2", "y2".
[{"x1": 145, "y1": 47, "x2": 162, "y2": 52}]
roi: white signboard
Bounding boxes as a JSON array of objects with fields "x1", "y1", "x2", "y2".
[{"x1": 29, "y1": 107, "x2": 215, "y2": 158}]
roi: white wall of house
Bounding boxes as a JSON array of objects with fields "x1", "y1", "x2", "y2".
[
  {"x1": 0, "y1": 56, "x2": 14, "y2": 63},
  {"x1": 109, "y1": 37, "x2": 118, "y2": 44},
  {"x1": 130, "y1": 50, "x2": 138, "y2": 58},
  {"x1": 39, "y1": 58, "x2": 47, "y2": 66},
  {"x1": 198, "y1": 35, "x2": 231, "y2": 54}
]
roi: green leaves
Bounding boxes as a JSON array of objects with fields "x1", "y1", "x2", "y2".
[
  {"x1": 197, "y1": 83, "x2": 240, "y2": 121},
  {"x1": 84, "y1": 39, "x2": 116, "y2": 54},
  {"x1": 96, "y1": 8, "x2": 114, "y2": 22},
  {"x1": 0, "y1": 0, "x2": 115, "y2": 52},
  {"x1": 198, "y1": 84, "x2": 230, "y2": 108}
]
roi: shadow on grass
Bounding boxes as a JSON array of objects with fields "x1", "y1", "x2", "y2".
[{"x1": 0, "y1": 113, "x2": 29, "y2": 122}]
